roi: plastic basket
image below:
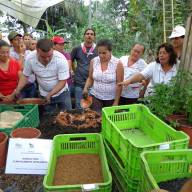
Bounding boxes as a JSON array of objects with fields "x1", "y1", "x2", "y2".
[
  {"x1": 0, "y1": 104, "x2": 39, "y2": 135},
  {"x1": 43, "y1": 133, "x2": 112, "y2": 192},
  {"x1": 102, "y1": 104, "x2": 189, "y2": 180},
  {"x1": 104, "y1": 140, "x2": 139, "y2": 192},
  {"x1": 139, "y1": 149, "x2": 192, "y2": 192},
  {"x1": 111, "y1": 169, "x2": 125, "y2": 192}
]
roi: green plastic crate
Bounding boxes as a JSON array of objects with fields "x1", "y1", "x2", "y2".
[
  {"x1": 111, "y1": 169, "x2": 125, "y2": 192},
  {"x1": 0, "y1": 104, "x2": 39, "y2": 135},
  {"x1": 43, "y1": 133, "x2": 112, "y2": 192},
  {"x1": 102, "y1": 104, "x2": 189, "y2": 180},
  {"x1": 104, "y1": 140, "x2": 139, "y2": 192},
  {"x1": 139, "y1": 149, "x2": 192, "y2": 192}
]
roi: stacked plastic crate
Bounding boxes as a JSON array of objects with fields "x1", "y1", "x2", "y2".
[
  {"x1": 139, "y1": 150, "x2": 192, "y2": 192},
  {"x1": 43, "y1": 133, "x2": 112, "y2": 192},
  {"x1": 102, "y1": 104, "x2": 189, "y2": 192},
  {"x1": 0, "y1": 104, "x2": 39, "y2": 135}
]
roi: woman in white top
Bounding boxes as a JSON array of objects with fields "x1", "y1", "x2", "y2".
[
  {"x1": 118, "y1": 43, "x2": 177, "y2": 94},
  {"x1": 83, "y1": 39, "x2": 124, "y2": 113},
  {"x1": 120, "y1": 43, "x2": 147, "y2": 105}
]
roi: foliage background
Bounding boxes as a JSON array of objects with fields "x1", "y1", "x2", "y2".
[{"x1": 0, "y1": 0, "x2": 191, "y2": 60}]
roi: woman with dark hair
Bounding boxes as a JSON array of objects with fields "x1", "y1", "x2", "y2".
[
  {"x1": 118, "y1": 43, "x2": 177, "y2": 95},
  {"x1": 83, "y1": 39, "x2": 124, "y2": 113},
  {"x1": 0, "y1": 40, "x2": 23, "y2": 102}
]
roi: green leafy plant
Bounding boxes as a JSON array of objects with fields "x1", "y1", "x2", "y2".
[
  {"x1": 183, "y1": 72, "x2": 192, "y2": 124},
  {"x1": 142, "y1": 83, "x2": 174, "y2": 120},
  {"x1": 186, "y1": 91, "x2": 192, "y2": 124},
  {"x1": 36, "y1": 21, "x2": 67, "y2": 39},
  {"x1": 143, "y1": 70, "x2": 192, "y2": 125}
]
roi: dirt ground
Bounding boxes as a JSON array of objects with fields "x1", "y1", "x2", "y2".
[
  {"x1": 53, "y1": 154, "x2": 103, "y2": 185},
  {"x1": 0, "y1": 169, "x2": 43, "y2": 192}
]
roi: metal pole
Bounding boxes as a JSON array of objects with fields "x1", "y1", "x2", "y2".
[
  {"x1": 88, "y1": 0, "x2": 92, "y2": 27},
  {"x1": 163, "y1": 0, "x2": 166, "y2": 42},
  {"x1": 95, "y1": 0, "x2": 98, "y2": 21},
  {"x1": 171, "y1": 0, "x2": 174, "y2": 28}
]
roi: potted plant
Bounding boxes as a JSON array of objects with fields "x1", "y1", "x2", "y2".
[
  {"x1": 164, "y1": 72, "x2": 187, "y2": 123},
  {"x1": 177, "y1": 85, "x2": 192, "y2": 146},
  {"x1": 143, "y1": 83, "x2": 175, "y2": 120},
  {"x1": 141, "y1": 71, "x2": 189, "y2": 125},
  {"x1": 142, "y1": 72, "x2": 186, "y2": 121},
  {"x1": 0, "y1": 132, "x2": 8, "y2": 168}
]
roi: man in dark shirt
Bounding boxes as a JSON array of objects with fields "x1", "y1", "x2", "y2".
[{"x1": 71, "y1": 28, "x2": 97, "y2": 108}]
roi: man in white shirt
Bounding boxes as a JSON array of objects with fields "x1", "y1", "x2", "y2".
[
  {"x1": 169, "y1": 25, "x2": 185, "y2": 60},
  {"x1": 15, "y1": 39, "x2": 72, "y2": 113}
]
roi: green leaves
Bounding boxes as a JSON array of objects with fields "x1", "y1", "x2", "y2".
[
  {"x1": 144, "y1": 83, "x2": 174, "y2": 120},
  {"x1": 143, "y1": 70, "x2": 192, "y2": 123},
  {"x1": 35, "y1": 21, "x2": 68, "y2": 39}
]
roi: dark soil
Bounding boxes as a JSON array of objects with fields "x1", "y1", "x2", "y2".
[
  {"x1": 39, "y1": 110, "x2": 101, "y2": 139},
  {"x1": 0, "y1": 169, "x2": 43, "y2": 192},
  {"x1": 53, "y1": 154, "x2": 103, "y2": 185},
  {"x1": 158, "y1": 178, "x2": 189, "y2": 192}
]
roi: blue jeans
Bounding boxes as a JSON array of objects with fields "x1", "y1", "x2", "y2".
[
  {"x1": 21, "y1": 82, "x2": 37, "y2": 98},
  {"x1": 69, "y1": 82, "x2": 75, "y2": 98},
  {"x1": 44, "y1": 90, "x2": 72, "y2": 114},
  {"x1": 75, "y1": 86, "x2": 83, "y2": 109}
]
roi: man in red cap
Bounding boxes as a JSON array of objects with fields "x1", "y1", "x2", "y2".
[
  {"x1": 52, "y1": 36, "x2": 73, "y2": 96},
  {"x1": 52, "y1": 36, "x2": 71, "y2": 62}
]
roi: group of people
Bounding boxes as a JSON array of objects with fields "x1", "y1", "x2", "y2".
[{"x1": 0, "y1": 25, "x2": 185, "y2": 114}]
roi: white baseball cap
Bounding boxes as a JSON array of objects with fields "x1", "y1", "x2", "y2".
[{"x1": 169, "y1": 25, "x2": 185, "y2": 39}]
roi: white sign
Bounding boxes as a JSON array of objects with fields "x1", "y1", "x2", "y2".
[
  {"x1": 82, "y1": 184, "x2": 98, "y2": 191},
  {"x1": 5, "y1": 138, "x2": 52, "y2": 175},
  {"x1": 159, "y1": 143, "x2": 170, "y2": 150}
]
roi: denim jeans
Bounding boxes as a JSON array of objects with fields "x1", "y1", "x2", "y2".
[
  {"x1": 44, "y1": 90, "x2": 72, "y2": 114},
  {"x1": 75, "y1": 86, "x2": 83, "y2": 109},
  {"x1": 69, "y1": 82, "x2": 75, "y2": 98},
  {"x1": 21, "y1": 82, "x2": 37, "y2": 98}
]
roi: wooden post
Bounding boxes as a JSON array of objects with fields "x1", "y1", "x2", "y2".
[{"x1": 180, "y1": 15, "x2": 192, "y2": 72}]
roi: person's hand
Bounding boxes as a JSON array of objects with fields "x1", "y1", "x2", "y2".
[
  {"x1": 112, "y1": 101, "x2": 118, "y2": 106},
  {"x1": 118, "y1": 80, "x2": 131, "y2": 87},
  {"x1": 3, "y1": 93, "x2": 15, "y2": 102},
  {"x1": 82, "y1": 90, "x2": 88, "y2": 99},
  {"x1": 45, "y1": 94, "x2": 51, "y2": 104},
  {"x1": 0, "y1": 93, "x2": 5, "y2": 100},
  {"x1": 141, "y1": 80, "x2": 147, "y2": 86},
  {"x1": 12, "y1": 89, "x2": 21, "y2": 99},
  {"x1": 139, "y1": 89, "x2": 145, "y2": 98}
]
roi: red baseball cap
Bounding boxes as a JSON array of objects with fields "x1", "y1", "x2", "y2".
[{"x1": 51, "y1": 36, "x2": 65, "y2": 44}]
